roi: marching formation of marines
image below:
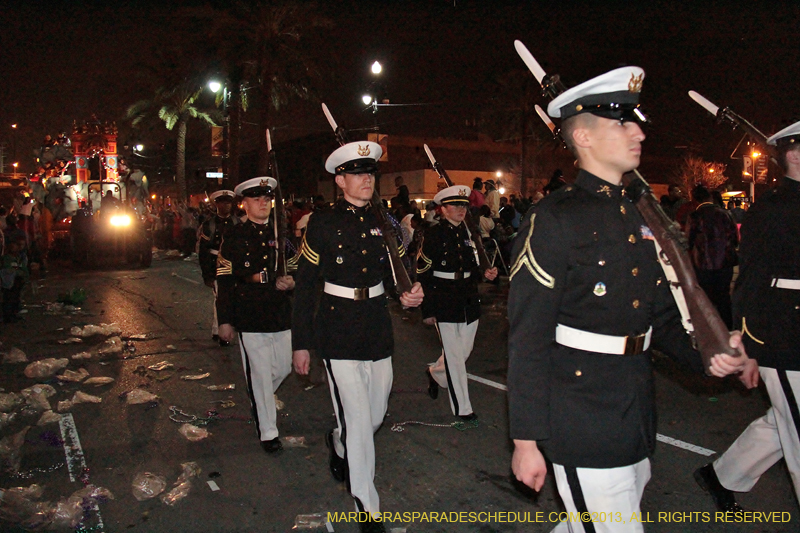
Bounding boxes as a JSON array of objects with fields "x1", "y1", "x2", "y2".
[{"x1": 188, "y1": 39, "x2": 799, "y2": 533}]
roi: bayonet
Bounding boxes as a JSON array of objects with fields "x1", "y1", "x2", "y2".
[
  {"x1": 514, "y1": 40, "x2": 567, "y2": 99},
  {"x1": 688, "y1": 90, "x2": 769, "y2": 148}
]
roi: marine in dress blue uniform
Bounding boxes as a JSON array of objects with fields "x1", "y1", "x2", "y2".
[
  {"x1": 198, "y1": 189, "x2": 238, "y2": 345},
  {"x1": 216, "y1": 177, "x2": 294, "y2": 454},
  {"x1": 418, "y1": 185, "x2": 497, "y2": 419},
  {"x1": 506, "y1": 62, "x2": 750, "y2": 533},
  {"x1": 291, "y1": 142, "x2": 423, "y2": 533},
  {"x1": 696, "y1": 121, "x2": 800, "y2": 512}
]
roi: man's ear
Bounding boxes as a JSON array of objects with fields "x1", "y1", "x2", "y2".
[
  {"x1": 571, "y1": 125, "x2": 592, "y2": 149},
  {"x1": 334, "y1": 174, "x2": 346, "y2": 189}
]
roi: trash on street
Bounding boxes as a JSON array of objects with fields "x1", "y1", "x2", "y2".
[
  {"x1": 2, "y1": 348, "x2": 27, "y2": 364},
  {"x1": 178, "y1": 424, "x2": 210, "y2": 442},
  {"x1": 161, "y1": 462, "x2": 201, "y2": 506},
  {"x1": 131, "y1": 472, "x2": 167, "y2": 501},
  {"x1": 24, "y1": 358, "x2": 69, "y2": 379}
]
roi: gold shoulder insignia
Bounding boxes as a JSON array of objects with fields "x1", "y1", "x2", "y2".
[
  {"x1": 509, "y1": 213, "x2": 555, "y2": 288},
  {"x1": 417, "y1": 250, "x2": 433, "y2": 274},
  {"x1": 741, "y1": 317, "x2": 764, "y2": 345},
  {"x1": 300, "y1": 233, "x2": 320, "y2": 266},
  {"x1": 398, "y1": 242, "x2": 406, "y2": 258},
  {"x1": 216, "y1": 254, "x2": 233, "y2": 276}
]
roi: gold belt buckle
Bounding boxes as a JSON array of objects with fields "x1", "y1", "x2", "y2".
[
  {"x1": 453, "y1": 272, "x2": 463, "y2": 280},
  {"x1": 624, "y1": 333, "x2": 646, "y2": 356},
  {"x1": 259, "y1": 271, "x2": 268, "y2": 284},
  {"x1": 353, "y1": 287, "x2": 369, "y2": 300}
]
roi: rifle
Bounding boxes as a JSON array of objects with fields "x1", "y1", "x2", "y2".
[
  {"x1": 321, "y1": 103, "x2": 413, "y2": 294},
  {"x1": 688, "y1": 91, "x2": 771, "y2": 151},
  {"x1": 515, "y1": 40, "x2": 739, "y2": 370},
  {"x1": 266, "y1": 129, "x2": 287, "y2": 277},
  {"x1": 423, "y1": 144, "x2": 492, "y2": 273}
]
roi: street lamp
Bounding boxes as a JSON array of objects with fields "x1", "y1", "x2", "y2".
[
  {"x1": 12, "y1": 162, "x2": 18, "y2": 177},
  {"x1": 134, "y1": 144, "x2": 144, "y2": 152},
  {"x1": 362, "y1": 94, "x2": 373, "y2": 106},
  {"x1": 11, "y1": 123, "x2": 18, "y2": 162},
  {"x1": 371, "y1": 61, "x2": 382, "y2": 75}
]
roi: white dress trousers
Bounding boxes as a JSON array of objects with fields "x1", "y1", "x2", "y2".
[
  {"x1": 237, "y1": 330, "x2": 292, "y2": 441},
  {"x1": 552, "y1": 458, "x2": 651, "y2": 533},
  {"x1": 430, "y1": 320, "x2": 478, "y2": 417},
  {"x1": 325, "y1": 357, "x2": 393, "y2": 515},
  {"x1": 714, "y1": 367, "x2": 800, "y2": 497}
]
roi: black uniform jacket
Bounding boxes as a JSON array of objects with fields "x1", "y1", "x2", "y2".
[
  {"x1": 292, "y1": 200, "x2": 399, "y2": 361},
  {"x1": 417, "y1": 220, "x2": 481, "y2": 324},
  {"x1": 733, "y1": 176, "x2": 800, "y2": 368},
  {"x1": 507, "y1": 170, "x2": 700, "y2": 469},
  {"x1": 198, "y1": 214, "x2": 239, "y2": 282},
  {"x1": 215, "y1": 219, "x2": 292, "y2": 333}
]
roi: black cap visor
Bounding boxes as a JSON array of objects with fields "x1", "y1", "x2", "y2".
[
  {"x1": 441, "y1": 198, "x2": 469, "y2": 206},
  {"x1": 336, "y1": 158, "x2": 379, "y2": 175},
  {"x1": 775, "y1": 135, "x2": 800, "y2": 148},
  {"x1": 585, "y1": 103, "x2": 649, "y2": 124},
  {"x1": 241, "y1": 187, "x2": 275, "y2": 198}
]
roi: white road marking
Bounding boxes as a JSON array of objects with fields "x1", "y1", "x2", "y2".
[
  {"x1": 467, "y1": 373, "x2": 507, "y2": 391},
  {"x1": 59, "y1": 413, "x2": 105, "y2": 530},
  {"x1": 466, "y1": 373, "x2": 716, "y2": 456},
  {"x1": 656, "y1": 434, "x2": 715, "y2": 456},
  {"x1": 171, "y1": 271, "x2": 201, "y2": 285}
]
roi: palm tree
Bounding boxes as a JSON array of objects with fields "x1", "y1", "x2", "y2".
[
  {"x1": 186, "y1": 1, "x2": 333, "y2": 177},
  {"x1": 127, "y1": 83, "x2": 218, "y2": 200}
]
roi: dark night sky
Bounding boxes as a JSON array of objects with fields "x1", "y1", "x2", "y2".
[{"x1": 2, "y1": 0, "x2": 798, "y2": 179}]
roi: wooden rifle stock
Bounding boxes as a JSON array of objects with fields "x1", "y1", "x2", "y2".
[
  {"x1": 372, "y1": 190, "x2": 413, "y2": 294},
  {"x1": 266, "y1": 130, "x2": 287, "y2": 277},
  {"x1": 625, "y1": 172, "x2": 740, "y2": 371}
]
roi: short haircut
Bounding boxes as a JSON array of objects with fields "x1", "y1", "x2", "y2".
[{"x1": 561, "y1": 113, "x2": 599, "y2": 154}]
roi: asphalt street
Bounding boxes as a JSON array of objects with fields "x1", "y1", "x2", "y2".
[{"x1": 0, "y1": 255, "x2": 797, "y2": 532}]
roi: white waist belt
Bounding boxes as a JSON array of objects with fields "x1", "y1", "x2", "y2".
[
  {"x1": 324, "y1": 281, "x2": 384, "y2": 301},
  {"x1": 556, "y1": 324, "x2": 653, "y2": 356},
  {"x1": 772, "y1": 278, "x2": 800, "y2": 290},
  {"x1": 433, "y1": 271, "x2": 471, "y2": 280}
]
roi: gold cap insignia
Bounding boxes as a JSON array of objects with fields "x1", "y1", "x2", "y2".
[
  {"x1": 458, "y1": 188, "x2": 468, "y2": 196},
  {"x1": 260, "y1": 179, "x2": 270, "y2": 187},
  {"x1": 628, "y1": 73, "x2": 643, "y2": 93},
  {"x1": 357, "y1": 144, "x2": 371, "y2": 157}
]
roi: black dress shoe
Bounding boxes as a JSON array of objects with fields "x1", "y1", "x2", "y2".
[
  {"x1": 261, "y1": 437, "x2": 283, "y2": 454},
  {"x1": 212, "y1": 334, "x2": 220, "y2": 342},
  {"x1": 359, "y1": 518, "x2": 386, "y2": 533},
  {"x1": 325, "y1": 430, "x2": 347, "y2": 482},
  {"x1": 218, "y1": 339, "x2": 230, "y2": 347},
  {"x1": 458, "y1": 413, "x2": 478, "y2": 421},
  {"x1": 694, "y1": 463, "x2": 743, "y2": 512},
  {"x1": 425, "y1": 368, "x2": 439, "y2": 400}
]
